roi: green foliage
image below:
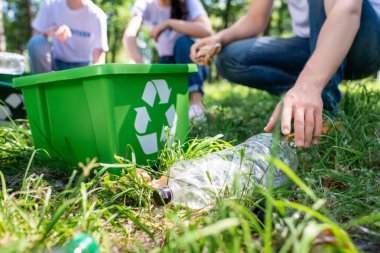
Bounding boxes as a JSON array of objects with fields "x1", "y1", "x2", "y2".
[
  {"x1": 3, "y1": 0, "x2": 35, "y2": 53},
  {"x1": 0, "y1": 80, "x2": 379, "y2": 252},
  {"x1": 93, "y1": 0, "x2": 135, "y2": 62},
  {"x1": 2, "y1": 0, "x2": 293, "y2": 61}
]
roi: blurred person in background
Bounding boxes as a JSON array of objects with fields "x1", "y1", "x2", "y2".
[
  {"x1": 27, "y1": 0, "x2": 108, "y2": 73},
  {"x1": 191, "y1": 0, "x2": 380, "y2": 147}
]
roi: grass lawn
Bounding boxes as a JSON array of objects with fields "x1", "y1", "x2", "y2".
[{"x1": 0, "y1": 80, "x2": 379, "y2": 252}]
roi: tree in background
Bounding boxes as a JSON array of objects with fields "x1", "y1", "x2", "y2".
[
  {"x1": 1, "y1": 0, "x2": 291, "y2": 61},
  {"x1": 0, "y1": 0, "x2": 6, "y2": 51},
  {"x1": 3, "y1": 0, "x2": 33, "y2": 53},
  {"x1": 269, "y1": 0, "x2": 291, "y2": 36},
  {"x1": 202, "y1": 0, "x2": 291, "y2": 36},
  {"x1": 93, "y1": 0, "x2": 135, "y2": 63},
  {"x1": 2, "y1": 0, "x2": 133, "y2": 60}
]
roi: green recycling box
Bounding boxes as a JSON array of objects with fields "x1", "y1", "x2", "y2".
[{"x1": 13, "y1": 64, "x2": 197, "y2": 168}]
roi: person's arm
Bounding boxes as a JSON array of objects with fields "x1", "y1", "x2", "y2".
[
  {"x1": 33, "y1": 26, "x2": 72, "y2": 42},
  {"x1": 264, "y1": 0, "x2": 363, "y2": 147},
  {"x1": 92, "y1": 48, "x2": 106, "y2": 64},
  {"x1": 150, "y1": 14, "x2": 212, "y2": 41},
  {"x1": 122, "y1": 15, "x2": 144, "y2": 64},
  {"x1": 31, "y1": 0, "x2": 72, "y2": 42},
  {"x1": 93, "y1": 14, "x2": 108, "y2": 64},
  {"x1": 190, "y1": 0, "x2": 273, "y2": 62}
]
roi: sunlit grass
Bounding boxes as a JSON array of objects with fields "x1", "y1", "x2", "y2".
[{"x1": 0, "y1": 80, "x2": 379, "y2": 252}]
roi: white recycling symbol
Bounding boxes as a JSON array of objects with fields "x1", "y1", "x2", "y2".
[
  {"x1": 134, "y1": 80, "x2": 177, "y2": 155},
  {"x1": 0, "y1": 93, "x2": 23, "y2": 121}
]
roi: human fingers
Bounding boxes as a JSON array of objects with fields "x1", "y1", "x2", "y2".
[
  {"x1": 54, "y1": 26, "x2": 64, "y2": 40},
  {"x1": 281, "y1": 100, "x2": 293, "y2": 136},
  {"x1": 64, "y1": 25, "x2": 72, "y2": 38},
  {"x1": 312, "y1": 108, "x2": 323, "y2": 145},
  {"x1": 56, "y1": 32, "x2": 67, "y2": 42},
  {"x1": 304, "y1": 109, "x2": 314, "y2": 147},
  {"x1": 264, "y1": 102, "x2": 282, "y2": 133},
  {"x1": 56, "y1": 26, "x2": 71, "y2": 42},
  {"x1": 294, "y1": 108, "x2": 305, "y2": 147},
  {"x1": 190, "y1": 39, "x2": 207, "y2": 62}
]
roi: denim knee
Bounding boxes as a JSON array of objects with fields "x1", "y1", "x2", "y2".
[
  {"x1": 27, "y1": 35, "x2": 51, "y2": 58},
  {"x1": 173, "y1": 36, "x2": 193, "y2": 63},
  {"x1": 174, "y1": 36, "x2": 192, "y2": 51},
  {"x1": 27, "y1": 35, "x2": 52, "y2": 73},
  {"x1": 215, "y1": 45, "x2": 241, "y2": 81}
]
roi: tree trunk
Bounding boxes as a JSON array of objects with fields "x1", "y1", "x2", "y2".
[
  {"x1": 223, "y1": 0, "x2": 232, "y2": 29},
  {"x1": 24, "y1": 0, "x2": 33, "y2": 40},
  {"x1": 277, "y1": 0, "x2": 287, "y2": 35},
  {"x1": 111, "y1": 26, "x2": 120, "y2": 63},
  {"x1": 0, "y1": 0, "x2": 6, "y2": 51},
  {"x1": 263, "y1": 16, "x2": 272, "y2": 36}
]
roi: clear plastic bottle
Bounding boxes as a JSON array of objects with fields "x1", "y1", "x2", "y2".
[
  {"x1": 0, "y1": 52, "x2": 25, "y2": 75},
  {"x1": 154, "y1": 133, "x2": 298, "y2": 209}
]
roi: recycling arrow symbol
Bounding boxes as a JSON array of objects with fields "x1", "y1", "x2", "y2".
[
  {"x1": 135, "y1": 80, "x2": 177, "y2": 155},
  {"x1": 134, "y1": 107, "x2": 150, "y2": 134}
]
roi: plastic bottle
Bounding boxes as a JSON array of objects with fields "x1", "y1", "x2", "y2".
[
  {"x1": 0, "y1": 52, "x2": 25, "y2": 75},
  {"x1": 154, "y1": 133, "x2": 298, "y2": 209}
]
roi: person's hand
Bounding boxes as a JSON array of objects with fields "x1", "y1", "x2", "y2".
[
  {"x1": 51, "y1": 25, "x2": 72, "y2": 42},
  {"x1": 264, "y1": 85, "x2": 324, "y2": 148},
  {"x1": 190, "y1": 35, "x2": 222, "y2": 66},
  {"x1": 150, "y1": 21, "x2": 169, "y2": 42}
]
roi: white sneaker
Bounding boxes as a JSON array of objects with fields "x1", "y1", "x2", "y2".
[{"x1": 189, "y1": 104, "x2": 206, "y2": 123}]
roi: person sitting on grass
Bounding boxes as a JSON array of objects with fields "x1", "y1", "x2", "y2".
[
  {"x1": 191, "y1": 0, "x2": 380, "y2": 147},
  {"x1": 27, "y1": 0, "x2": 109, "y2": 73},
  {"x1": 122, "y1": 0, "x2": 212, "y2": 122}
]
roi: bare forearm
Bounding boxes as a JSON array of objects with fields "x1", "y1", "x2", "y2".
[
  {"x1": 33, "y1": 27, "x2": 58, "y2": 37},
  {"x1": 216, "y1": 15, "x2": 264, "y2": 45},
  {"x1": 93, "y1": 49, "x2": 105, "y2": 64},
  {"x1": 296, "y1": 2, "x2": 361, "y2": 91},
  {"x1": 268, "y1": 1, "x2": 364, "y2": 148},
  {"x1": 167, "y1": 19, "x2": 212, "y2": 38},
  {"x1": 216, "y1": 0, "x2": 273, "y2": 46},
  {"x1": 123, "y1": 15, "x2": 144, "y2": 63},
  {"x1": 124, "y1": 36, "x2": 144, "y2": 63}
]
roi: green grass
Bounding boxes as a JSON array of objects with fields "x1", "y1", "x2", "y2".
[{"x1": 0, "y1": 80, "x2": 379, "y2": 252}]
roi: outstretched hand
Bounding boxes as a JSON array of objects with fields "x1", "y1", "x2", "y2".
[{"x1": 264, "y1": 86, "x2": 324, "y2": 148}]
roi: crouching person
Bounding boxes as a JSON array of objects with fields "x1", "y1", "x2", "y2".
[{"x1": 27, "y1": 0, "x2": 109, "y2": 73}]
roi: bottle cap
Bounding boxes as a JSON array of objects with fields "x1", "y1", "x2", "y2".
[{"x1": 153, "y1": 186, "x2": 172, "y2": 206}]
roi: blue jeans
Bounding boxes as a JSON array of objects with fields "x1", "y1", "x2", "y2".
[
  {"x1": 159, "y1": 36, "x2": 209, "y2": 94},
  {"x1": 27, "y1": 35, "x2": 91, "y2": 74},
  {"x1": 53, "y1": 58, "x2": 90, "y2": 71},
  {"x1": 216, "y1": 0, "x2": 380, "y2": 111}
]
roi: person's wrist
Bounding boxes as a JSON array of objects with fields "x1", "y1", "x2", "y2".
[
  {"x1": 46, "y1": 26, "x2": 57, "y2": 36},
  {"x1": 213, "y1": 33, "x2": 223, "y2": 45},
  {"x1": 293, "y1": 80, "x2": 324, "y2": 96},
  {"x1": 295, "y1": 67, "x2": 326, "y2": 94}
]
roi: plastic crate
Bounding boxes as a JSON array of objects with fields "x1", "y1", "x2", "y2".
[{"x1": 14, "y1": 64, "x2": 197, "y2": 170}]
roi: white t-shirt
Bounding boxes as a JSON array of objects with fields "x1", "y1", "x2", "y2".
[
  {"x1": 32, "y1": 0, "x2": 109, "y2": 63},
  {"x1": 288, "y1": 0, "x2": 380, "y2": 38},
  {"x1": 132, "y1": 0, "x2": 207, "y2": 56}
]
